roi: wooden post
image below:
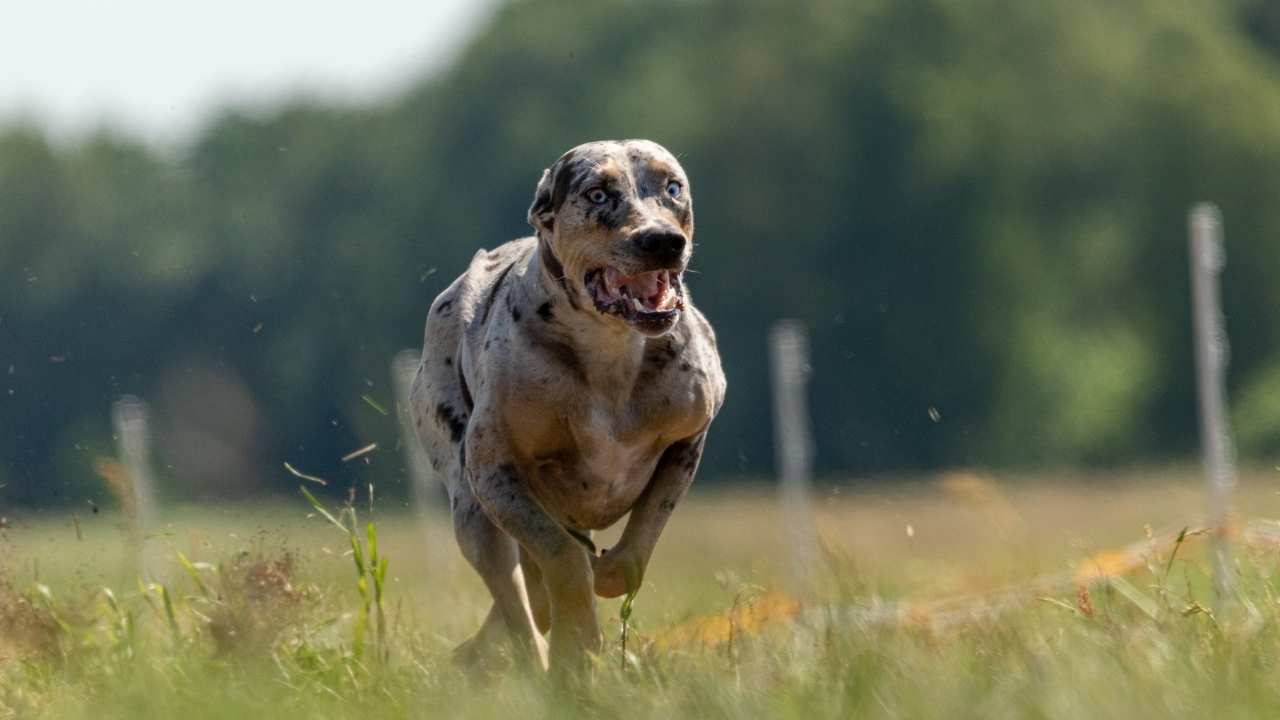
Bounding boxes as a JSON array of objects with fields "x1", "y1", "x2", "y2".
[
  {"x1": 1189, "y1": 203, "x2": 1236, "y2": 602},
  {"x1": 111, "y1": 395, "x2": 159, "y2": 580},
  {"x1": 769, "y1": 320, "x2": 818, "y2": 592}
]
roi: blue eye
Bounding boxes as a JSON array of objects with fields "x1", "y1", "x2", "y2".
[
  {"x1": 586, "y1": 188, "x2": 608, "y2": 204},
  {"x1": 666, "y1": 181, "x2": 682, "y2": 198}
]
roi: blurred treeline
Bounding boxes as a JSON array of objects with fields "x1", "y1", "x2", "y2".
[{"x1": 4, "y1": 0, "x2": 1280, "y2": 505}]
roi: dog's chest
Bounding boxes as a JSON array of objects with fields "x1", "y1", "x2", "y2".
[
  {"x1": 516, "y1": 326, "x2": 716, "y2": 531},
  {"x1": 527, "y1": 404, "x2": 667, "y2": 531},
  {"x1": 578, "y1": 405, "x2": 658, "y2": 483}
]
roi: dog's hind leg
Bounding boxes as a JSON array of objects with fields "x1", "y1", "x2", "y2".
[{"x1": 451, "y1": 487, "x2": 549, "y2": 672}]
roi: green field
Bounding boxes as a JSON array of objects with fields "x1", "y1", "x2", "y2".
[{"x1": 4, "y1": 467, "x2": 1280, "y2": 718}]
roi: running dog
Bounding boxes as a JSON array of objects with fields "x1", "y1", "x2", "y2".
[{"x1": 410, "y1": 139, "x2": 725, "y2": 674}]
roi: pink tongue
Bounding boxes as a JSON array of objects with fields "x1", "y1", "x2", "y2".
[{"x1": 625, "y1": 272, "x2": 661, "y2": 300}]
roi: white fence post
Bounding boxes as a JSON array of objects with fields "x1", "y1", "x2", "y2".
[
  {"x1": 769, "y1": 320, "x2": 819, "y2": 593},
  {"x1": 391, "y1": 350, "x2": 446, "y2": 570},
  {"x1": 111, "y1": 395, "x2": 160, "y2": 580},
  {"x1": 1189, "y1": 203, "x2": 1236, "y2": 603}
]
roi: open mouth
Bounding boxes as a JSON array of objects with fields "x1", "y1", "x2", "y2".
[{"x1": 585, "y1": 266, "x2": 685, "y2": 325}]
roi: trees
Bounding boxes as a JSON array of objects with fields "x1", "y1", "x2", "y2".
[{"x1": 4, "y1": 0, "x2": 1280, "y2": 504}]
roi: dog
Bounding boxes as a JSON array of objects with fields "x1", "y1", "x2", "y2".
[{"x1": 409, "y1": 139, "x2": 725, "y2": 674}]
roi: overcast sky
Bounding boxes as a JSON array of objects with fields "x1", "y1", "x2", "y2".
[{"x1": 0, "y1": 0, "x2": 495, "y2": 143}]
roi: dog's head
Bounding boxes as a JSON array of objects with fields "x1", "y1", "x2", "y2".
[{"x1": 528, "y1": 139, "x2": 694, "y2": 337}]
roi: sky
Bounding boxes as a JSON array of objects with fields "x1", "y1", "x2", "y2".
[{"x1": 0, "y1": 0, "x2": 495, "y2": 144}]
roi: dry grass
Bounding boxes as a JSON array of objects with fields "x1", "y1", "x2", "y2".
[{"x1": 1, "y1": 465, "x2": 1279, "y2": 718}]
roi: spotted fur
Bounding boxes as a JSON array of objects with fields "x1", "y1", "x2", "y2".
[{"x1": 409, "y1": 140, "x2": 725, "y2": 676}]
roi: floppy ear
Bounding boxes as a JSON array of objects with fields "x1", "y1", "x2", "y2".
[
  {"x1": 528, "y1": 150, "x2": 582, "y2": 236},
  {"x1": 527, "y1": 167, "x2": 555, "y2": 236}
]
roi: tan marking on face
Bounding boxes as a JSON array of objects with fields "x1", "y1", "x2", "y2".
[{"x1": 532, "y1": 140, "x2": 695, "y2": 318}]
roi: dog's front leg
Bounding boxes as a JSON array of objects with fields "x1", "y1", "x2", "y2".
[
  {"x1": 466, "y1": 424, "x2": 601, "y2": 675},
  {"x1": 594, "y1": 432, "x2": 707, "y2": 599}
]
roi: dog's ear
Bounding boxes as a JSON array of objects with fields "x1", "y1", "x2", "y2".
[
  {"x1": 527, "y1": 167, "x2": 555, "y2": 235},
  {"x1": 528, "y1": 151, "x2": 582, "y2": 237}
]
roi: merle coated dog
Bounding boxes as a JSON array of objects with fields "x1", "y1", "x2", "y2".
[{"x1": 410, "y1": 139, "x2": 725, "y2": 674}]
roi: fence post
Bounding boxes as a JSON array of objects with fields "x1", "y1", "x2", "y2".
[
  {"x1": 1188, "y1": 203, "x2": 1236, "y2": 603},
  {"x1": 769, "y1": 320, "x2": 818, "y2": 593},
  {"x1": 111, "y1": 395, "x2": 160, "y2": 581},
  {"x1": 391, "y1": 350, "x2": 446, "y2": 569}
]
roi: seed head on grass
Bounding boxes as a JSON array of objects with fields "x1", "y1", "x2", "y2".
[{"x1": 1076, "y1": 585, "x2": 1096, "y2": 617}]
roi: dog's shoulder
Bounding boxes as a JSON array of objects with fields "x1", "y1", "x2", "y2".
[
  {"x1": 630, "y1": 303, "x2": 726, "y2": 435},
  {"x1": 448, "y1": 238, "x2": 541, "y2": 392},
  {"x1": 449, "y1": 237, "x2": 535, "y2": 329},
  {"x1": 466, "y1": 237, "x2": 537, "y2": 281},
  {"x1": 421, "y1": 239, "x2": 527, "y2": 342},
  {"x1": 677, "y1": 303, "x2": 727, "y2": 419}
]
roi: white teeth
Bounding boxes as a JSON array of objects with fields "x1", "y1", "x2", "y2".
[
  {"x1": 606, "y1": 267, "x2": 624, "y2": 297},
  {"x1": 592, "y1": 267, "x2": 682, "y2": 316}
]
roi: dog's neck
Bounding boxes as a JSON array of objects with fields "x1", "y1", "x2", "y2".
[{"x1": 531, "y1": 236, "x2": 649, "y2": 396}]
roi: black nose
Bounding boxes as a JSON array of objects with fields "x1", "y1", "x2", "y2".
[{"x1": 633, "y1": 229, "x2": 687, "y2": 260}]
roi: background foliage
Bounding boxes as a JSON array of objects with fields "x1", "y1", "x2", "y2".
[{"x1": 4, "y1": 0, "x2": 1280, "y2": 505}]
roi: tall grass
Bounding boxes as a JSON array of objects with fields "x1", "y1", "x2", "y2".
[
  {"x1": 3, "y1": 475, "x2": 1280, "y2": 718},
  {"x1": 300, "y1": 486, "x2": 389, "y2": 663}
]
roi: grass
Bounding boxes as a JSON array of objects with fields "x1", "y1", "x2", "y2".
[{"x1": 2, "y1": 465, "x2": 1280, "y2": 718}]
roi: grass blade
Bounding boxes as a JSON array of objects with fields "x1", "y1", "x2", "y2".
[
  {"x1": 176, "y1": 551, "x2": 212, "y2": 599},
  {"x1": 300, "y1": 486, "x2": 348, "y2": 533},
  {"x1": 1108, "y1": 575, "x2": 1160, "y2": 620}
]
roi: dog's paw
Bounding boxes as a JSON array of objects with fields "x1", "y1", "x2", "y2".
[
  {"x1": 452, "y1": 633, "x2": 510, "y2": 676},
  {"x1": 591, "y1": 547, "x2": 643, "y2": 598}
]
